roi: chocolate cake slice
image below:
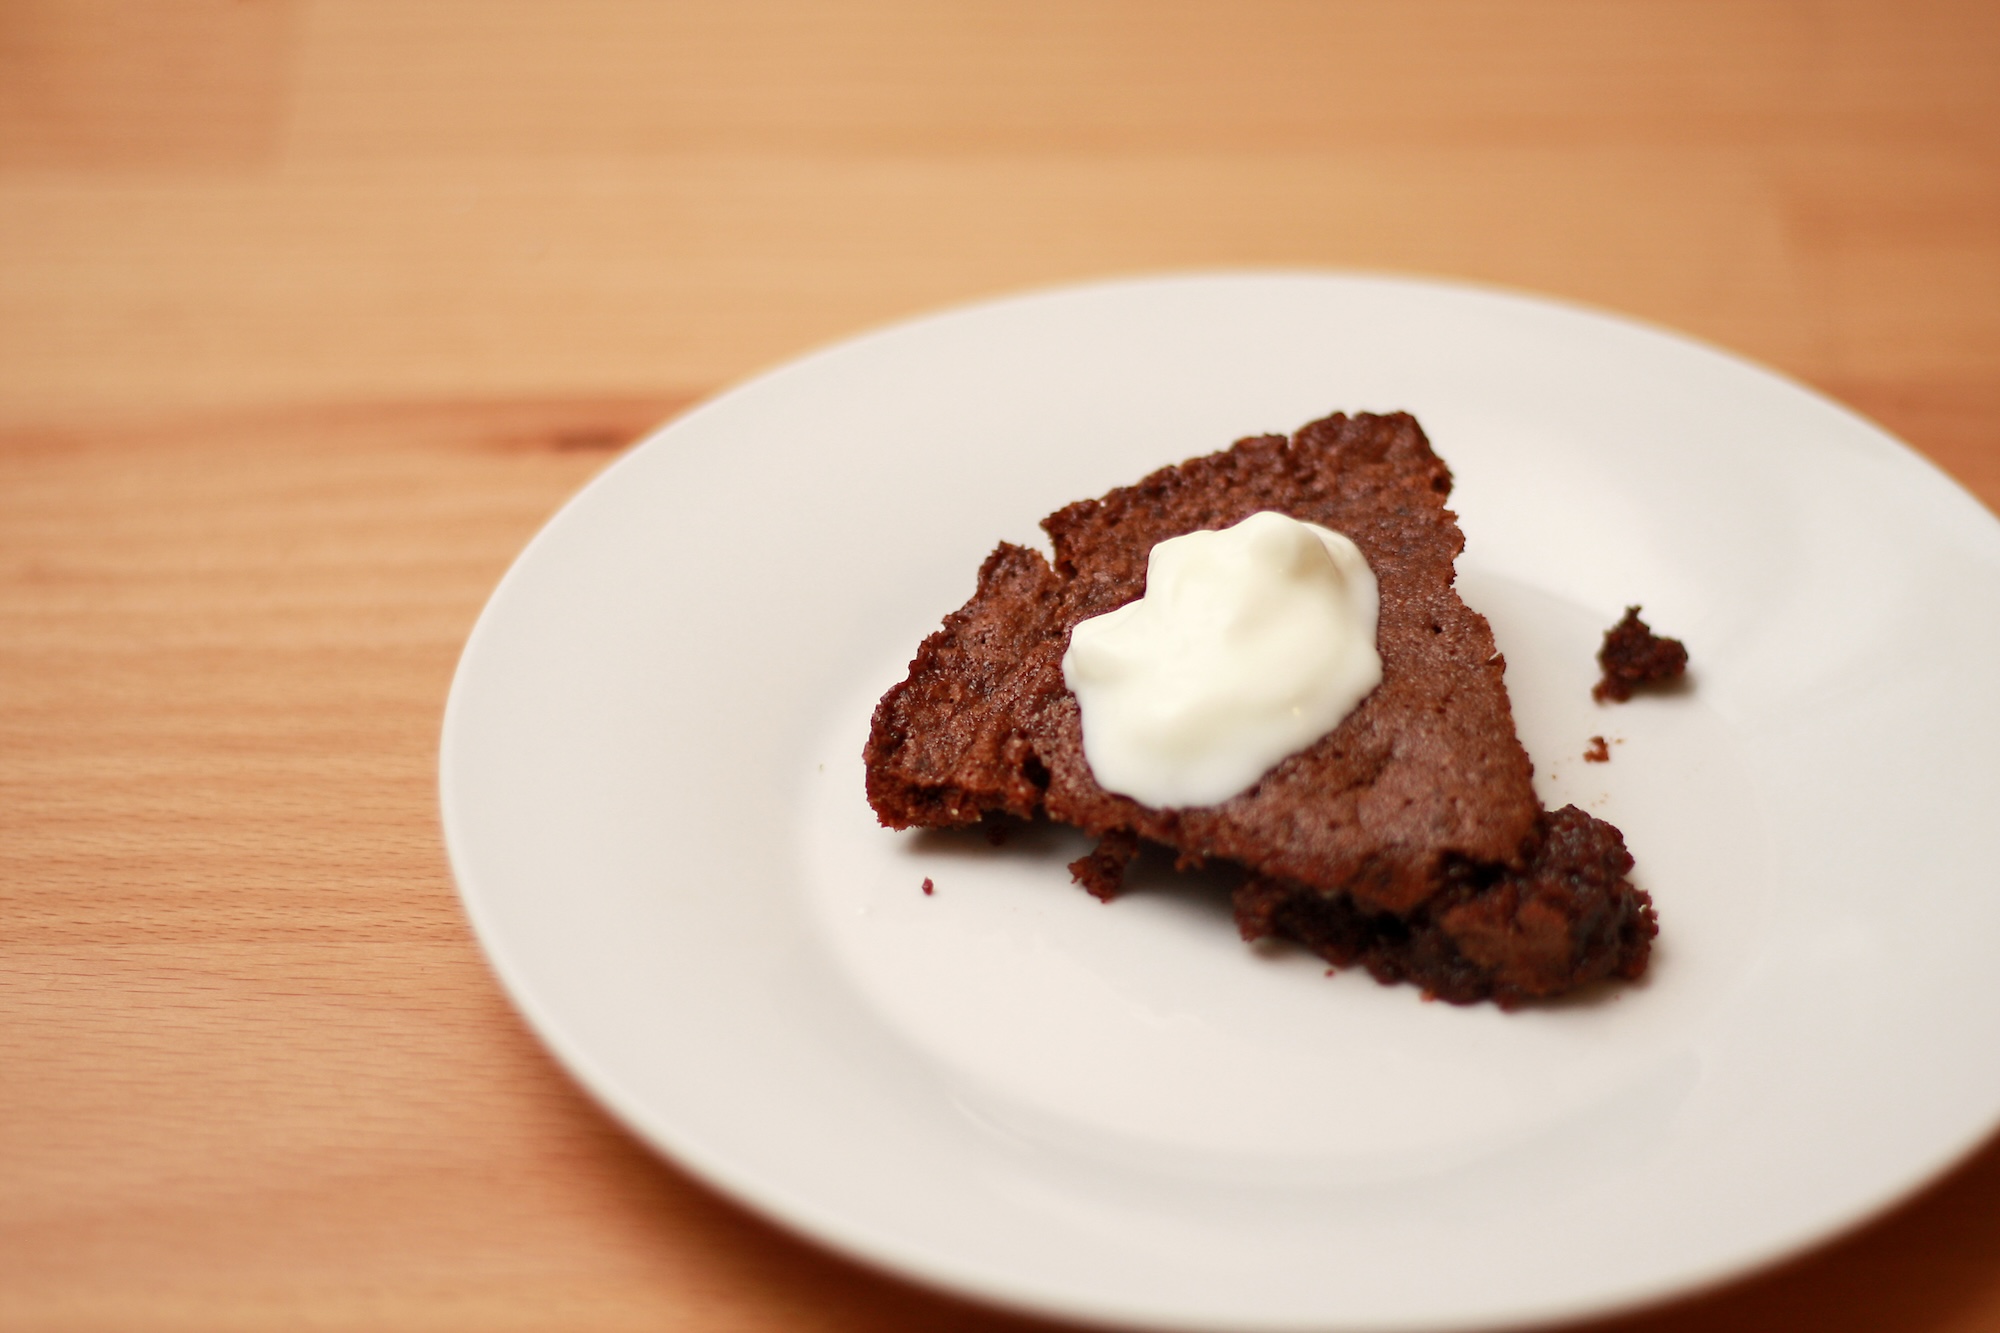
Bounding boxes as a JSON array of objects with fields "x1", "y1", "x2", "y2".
[{"x1": 864, "y1": 412, "x2": 1655, "y2": 1006}]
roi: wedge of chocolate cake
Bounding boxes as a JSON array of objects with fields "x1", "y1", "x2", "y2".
[{"x1": 864, "y1": 412, "x2": 1655, "y2": 1006}]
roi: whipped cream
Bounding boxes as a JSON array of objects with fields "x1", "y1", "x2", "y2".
[{"x1": 1061, "y1": 511, "x2": 1381, "y2": 808}]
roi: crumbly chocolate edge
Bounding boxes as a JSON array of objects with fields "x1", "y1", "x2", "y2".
[{"x1": 1228, "y1": 806, "x2": 1656, "y2": 1007}]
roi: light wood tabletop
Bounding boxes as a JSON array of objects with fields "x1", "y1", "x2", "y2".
[{"x1": 4, "y1": 3, "x2": 1999, "y2": 1330}]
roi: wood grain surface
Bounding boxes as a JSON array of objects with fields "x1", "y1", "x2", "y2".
[{"x1": 4, "y1": 3, "x2": 1999, "y2": 1330}]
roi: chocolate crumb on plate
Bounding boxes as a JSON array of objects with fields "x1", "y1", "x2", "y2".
[
  {"x1": 1584, "y1": 736, "x2": 1611, "y2": 763},
  {"x1": 1067, "y1": 828, "x2": 1140, "y2": 902},
  {"x1": 1594, "y1": 605, "x2": 1688, "y2": 702}
]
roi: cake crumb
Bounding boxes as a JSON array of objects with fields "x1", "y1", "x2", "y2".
[
  {"x1": 1584, "y1": 735, "x2": 1611, "y2": 763},
  {"x1": 921, "y1": 877, "x2": 934, "y2": 896},
  {"x1": 1068, "y1": 830, "x2": 1140, "y2": 902},
  {"x1": 1594, "y1": 605, "x2": 1688, "y2": 702}
]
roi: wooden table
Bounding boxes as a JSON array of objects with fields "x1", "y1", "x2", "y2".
[{"x1": 5, "y1": 3, "x2": 1998, "y2": 1329}]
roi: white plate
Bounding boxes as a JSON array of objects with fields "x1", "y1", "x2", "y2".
[{"x1": 440, "y1": 272, "x2": 2000, "y2": 1332}]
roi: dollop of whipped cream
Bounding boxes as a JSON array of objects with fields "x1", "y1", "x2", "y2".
[{"x1": 1060, "y1": 511, "x2": 1382, "y2": 808}]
